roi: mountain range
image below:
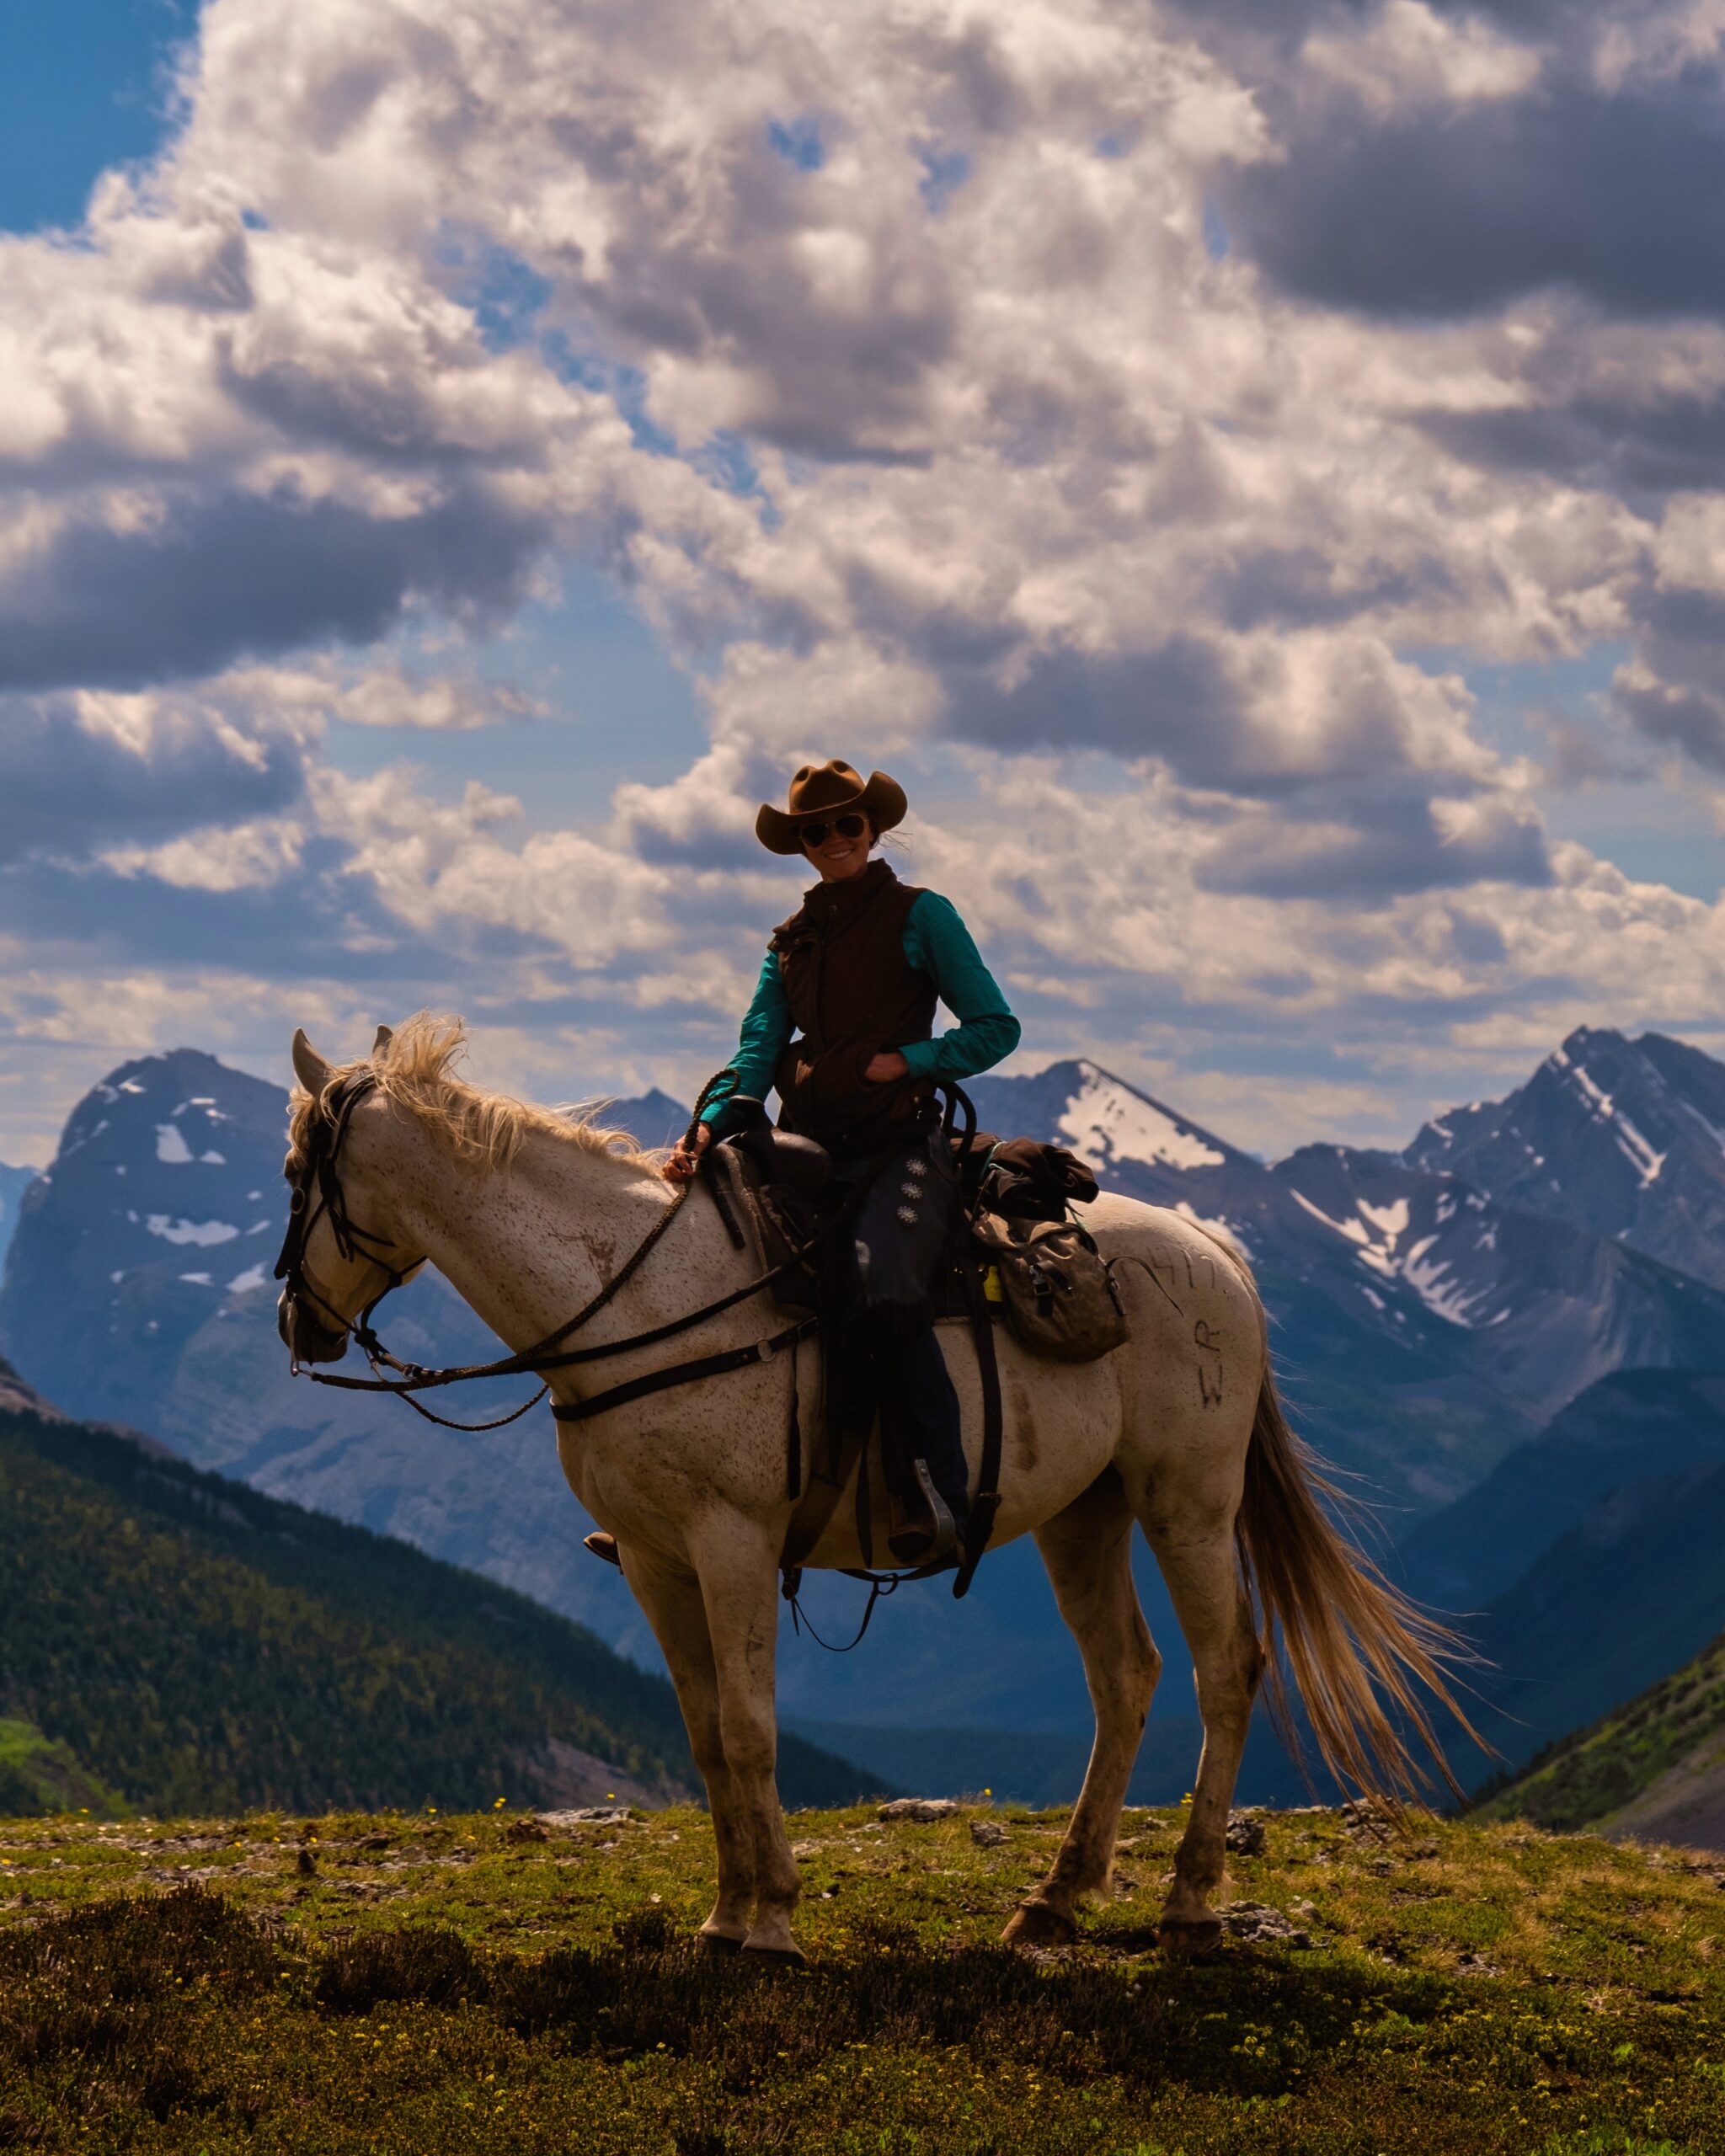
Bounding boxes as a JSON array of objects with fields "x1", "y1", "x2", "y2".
[{"x1": 3, "y1": 1022, "x2": 1723, "y2": 1806}]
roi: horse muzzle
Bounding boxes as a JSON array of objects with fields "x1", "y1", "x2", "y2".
[{"x1": 277, "y1": 1287, "x2": 350, "y2": 1364}]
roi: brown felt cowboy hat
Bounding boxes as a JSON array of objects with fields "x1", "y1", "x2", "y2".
[{"x1": 755, "y1": 759, "x2": 908, "y2": 856}]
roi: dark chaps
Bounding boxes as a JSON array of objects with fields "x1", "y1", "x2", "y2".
[{"x1": 832, "y1": 1129, "x2": 969, "y2": 1549}]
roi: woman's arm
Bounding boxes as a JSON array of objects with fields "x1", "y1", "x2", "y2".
[
  {"x1": 698, "y1": 949, "x2": 793, "y2": 1131},
  {"x1": 895, "y1": 892, "x2": 1022, "y2": 1081},
  {"x1": 665, "y1": 950, "x2": 793, "y2": 1179}
]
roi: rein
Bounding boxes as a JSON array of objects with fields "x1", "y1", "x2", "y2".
[{"x1": 275, "y1": 1067, "x2": 838, "y2": 1434}]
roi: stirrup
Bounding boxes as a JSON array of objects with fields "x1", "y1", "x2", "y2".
[
  {"x1": 887, "y1": 1461, "x2": 960, "y2": 1567},
  {"x1": 583, "y1": 1530, "x2": 622, "y2": 1569}
]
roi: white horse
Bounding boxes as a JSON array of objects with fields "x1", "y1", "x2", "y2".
[{"x1": 279, "y1": 1015, "x2": 1463, "y2": 1965}]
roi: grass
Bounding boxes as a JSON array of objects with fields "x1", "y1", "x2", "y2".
[{"x1": 1, "y1": 1800, "x2": 1722, "y2": 2152}]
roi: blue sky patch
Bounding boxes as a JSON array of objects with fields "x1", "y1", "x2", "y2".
[
  {"x1": 0, "y1": 0, "x2": 190, "y2": 233},
  {"x1": 919, "y1": 147, "x2": 970, "y2": 214},
  {"x1": 443, "y1": 238, "x2": 554, "y2": 355},
  {"x1": 767, "y1": 116, "x2": 825, "y2": 172}
]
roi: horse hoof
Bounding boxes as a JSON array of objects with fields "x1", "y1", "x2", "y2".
[
  {"x1": 1002, "y1": 1901, "x2": 1076, "y2": 1950},
  {"x1": 741, "y1": 1939, "x2": 809, "y2": 1969},
  {"x1": 1157, "y1": 1914, "x2": 1224, "y2": 1956},
  {"x1": 698, "y1": 1929, "x2": 744, "y2": 1956}
]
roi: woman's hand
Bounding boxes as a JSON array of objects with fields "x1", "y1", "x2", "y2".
[
  {"x1": 863, "y1": 1050, "x2": 911, "y2": 1084},
  {"x1": 662, "y1": 1122, "x2": 713, "y2": 1182}
]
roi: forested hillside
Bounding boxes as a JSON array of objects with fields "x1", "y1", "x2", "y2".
[
  {"x1": 0, "y1": 1368, "x2": 877, "y2": 1817},
  {"x1": 1478, "y1": 1626, "x2": 1725, "y2": 1847}
]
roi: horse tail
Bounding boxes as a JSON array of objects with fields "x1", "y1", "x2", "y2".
[{"x1": 1236, "y1": 1358, "x2": 1482, "y2": 1802}]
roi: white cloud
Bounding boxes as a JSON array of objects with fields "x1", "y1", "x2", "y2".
[
  {"x1": 103, "y1": 816, "x2": 307, "y2": 892},
  {"x1": 4, "y1": 0, "x2": 1725, "y2": 1165},
  {"x1": 1305, "y1": 3, "x2": 1542, "y2": 115},
  {"x1": 225, "y1": 661, "x2": 546, "y2": 731}
]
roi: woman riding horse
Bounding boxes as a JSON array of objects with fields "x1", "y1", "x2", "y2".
[{"x1": 585, "y1": 757, "x2": 1020, "y2": 1570}]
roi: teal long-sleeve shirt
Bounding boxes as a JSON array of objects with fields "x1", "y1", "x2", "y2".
[{"x1": 701, "y1": 889, "x2": 1020, "y2": 1126}]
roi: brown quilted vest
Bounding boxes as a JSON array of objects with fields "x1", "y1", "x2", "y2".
[{"x1": 770, "y1": 859, "x2": 936, "y2": 1150}]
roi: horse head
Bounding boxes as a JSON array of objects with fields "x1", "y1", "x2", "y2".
[{"x1": 275, "y1": 1022, "x2": 422, "y2": 1364}]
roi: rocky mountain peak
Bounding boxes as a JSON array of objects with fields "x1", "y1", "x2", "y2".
[
  {"x1": 1402, "y1": 1025, "x2": 1725, "y2": 1291},
  {"x1": 1044, "y1": 1059, "x2": 1239, "y2": 1177},
  {"x1": 0, "y1": 1049, "x2": 296, "y2": 1437},
  {"x1": 602, "y1": 1088, "x2": 694, "y2": 1150}
]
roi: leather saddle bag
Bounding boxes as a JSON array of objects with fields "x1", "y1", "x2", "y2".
[{"x1": 969, "y1": 1209, "x2": 1128, "y2": 1364}]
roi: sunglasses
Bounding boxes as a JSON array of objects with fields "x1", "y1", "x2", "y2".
[{"x1": 798, "y1": 812, "x2": 868, "y2": 846}]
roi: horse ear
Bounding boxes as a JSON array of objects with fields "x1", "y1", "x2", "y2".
[
  {"x1": 371, "y1": 1023, "x2": 393, "y2": 1057},
  {"x1": 291, "y1": 1028, "x2": 331, "y2": 1096}
]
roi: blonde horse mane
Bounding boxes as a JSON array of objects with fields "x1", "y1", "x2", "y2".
[{"x1": 286, "y1": 1012, "x2": 657, "y2": 1175}]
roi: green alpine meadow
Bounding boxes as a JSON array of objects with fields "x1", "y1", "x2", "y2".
[{"x1": 2, "y1": 1800, "x2": 1722, "y2": 2154}]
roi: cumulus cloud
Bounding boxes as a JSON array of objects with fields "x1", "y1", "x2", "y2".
[
  {"x1": 101, "y1": 817, "x2": 307, "y2": 892},
  {"x1": 1220, "y1": 3, "x2": 1725, "y2": 321},
  {"x1": 226, "y1": 661, "x2": 547, "y2": 730},
  {"x1": 0, "y1": 687, "x2": 311, "y2": 863},
  {"x1": 0, "y1": 478, "x2": 553, "y2": 693},
  {"x1": 8, "y1": 0, "x2": 1725, "y2": 1161}
]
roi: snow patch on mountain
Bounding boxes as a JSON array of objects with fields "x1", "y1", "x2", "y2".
[
  {"x1": 1357, "y1": 1198, "x2": 1409, "y2": 1241},
  {"x1": 147, "y1": 1214, "x2": 241, "y2": 1248},
  {"x1": 1057, "y1": 1064, "x2": 1226, "y2": 1174},
  {"x1": 1399, "y1": 1236, "x2": 1492, "y2": 1327},
  {"x1": 1560, "y1": 1059, "x2": 1667, "y2": 1186},
  {"x1": 1290, "y1": 1189, "x2": 1371, "y2": 1246},
  {"x1": 1286, "y1": 1175, "x2": 1489, "y2": 1326},
  {"x1": 154, "y1": 1124, "x2": 194, "y2": 1165},
  {"x1": 1170, "y1": 1198, "x2": 1247, "y2": 1251}
]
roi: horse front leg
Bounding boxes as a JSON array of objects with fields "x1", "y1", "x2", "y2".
[
  {"x1": 618, "y1": 1540, "x2": 755, "y2": 1951},
  {"x1": 686, "y1": 1513, "x2": 805, "y2": 1967},
  {"x1": 1006, "y1": 1470, "x2": 1161, "y2": 1949}
]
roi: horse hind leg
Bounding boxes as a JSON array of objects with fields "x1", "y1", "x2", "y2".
[
  {"x1": 1137, "y1": 1502, "x2": 1264, "y2": 1954},
  {"x1": 617, "y1": 1542, "x2": 756, "y2": 1952},
  {"x1": 1004, "y1": 1470, "x2": 1161, "y2": 1951}
]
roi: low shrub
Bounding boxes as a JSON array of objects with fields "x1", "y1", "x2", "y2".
[{"x1": 313, "y1": 1922, "x2": 482, "y2": 2013}]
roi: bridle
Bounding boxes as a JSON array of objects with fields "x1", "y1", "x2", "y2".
[{"x1": 274, "y1": 1072, "x2": 424, "y2": 1367}]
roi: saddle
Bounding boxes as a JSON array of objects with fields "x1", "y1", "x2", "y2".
[
  {"x1": 702, "y1": 1103, "x2": 1127, "y2": 1599},
  {"x1": 702, "y1": 1105, "x2": 827, "y2": 1317},
  {"x1": 701, "y1": 1103, "x2": 995, "y2": 1593}
]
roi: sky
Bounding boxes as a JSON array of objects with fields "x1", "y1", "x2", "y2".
[{"x1": 3, "y1": 0, "x2": 1724, "y2": 1170}]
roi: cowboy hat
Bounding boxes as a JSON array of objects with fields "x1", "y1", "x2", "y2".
[{"x1": 755, "y1": 759, "x2": 908, "y2": 857}]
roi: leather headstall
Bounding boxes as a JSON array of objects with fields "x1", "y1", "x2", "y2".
[{"x1": 274, "y1": 1072, "x2": 421, "y2": 1363}]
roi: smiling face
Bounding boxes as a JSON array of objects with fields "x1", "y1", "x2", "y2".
[{"x1": 799, "y1": 810, "x2": 875, "y2": 881}]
